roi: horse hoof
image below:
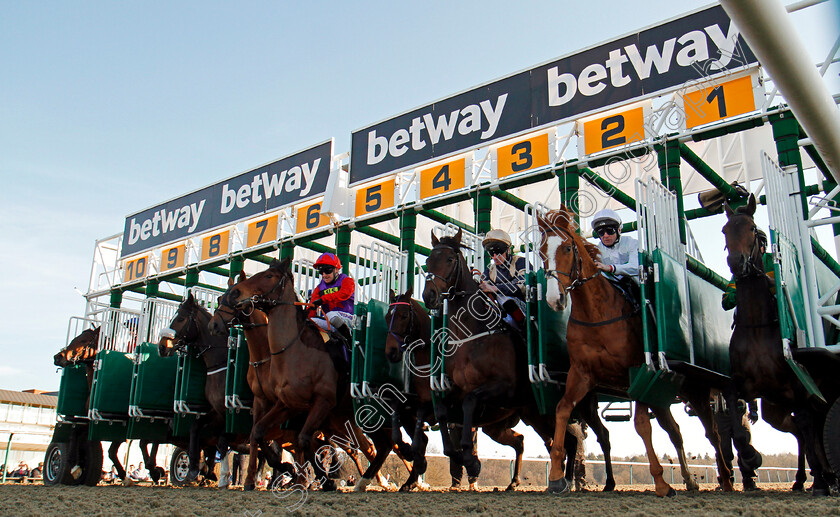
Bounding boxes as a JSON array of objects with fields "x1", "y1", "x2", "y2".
[
  {"x1": 399, "y1": 483, "x2": 412, "y2": 492},
  {"x1": 666, "y1": 487, "x2": 677, "y2": 498},
  {"x1": 603, "y1": 480, "x2": 616, "y2": 492},
  {"x1": 463, "y1": 456, "x2": 481, "y2": 478},
  {"x1": 186, "y1": 468, "x2": 200, "y2": 482},
  {"x1": 792, "y1": 482, "x2": 805, "y2": 492},
  {"x1": 546, "y1": 478, "x2": 570, "y2": 494},
  {"x1": 505, "y1": 483, "x2": 518, "y2": 491},
  {"x1": 813, "y1": 487, "x2": 830, "y2": 497},
  {"x1": 244, "y1": 484, "x2": 255, "y2": 492},
  {"x1": 322, "y1": 479, "x2": 337, "y2": 492},
  {"x1": 354, "y1": 477, "x2": 372, "y2": 492}
]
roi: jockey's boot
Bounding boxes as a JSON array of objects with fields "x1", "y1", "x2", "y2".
[{"x1": 743, "y1": 477, "x2": 761, "y2": 492}]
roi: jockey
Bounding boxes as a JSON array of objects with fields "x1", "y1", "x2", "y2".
[
  {"x1": 308, "y1": 252, "x2": 355, "y2": 339},
  {"x1": 721, "y1": 228, "x2": 775, "y2": 310},
  {"x1": 478, "y1": 229, "x2": 532, "y2": 328},
  {"x1": 591, "y1": 209, "x2": 639, "y2": 282}
]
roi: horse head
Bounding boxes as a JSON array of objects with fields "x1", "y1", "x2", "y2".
[
  {"x1": 158, "y1": 292, "x2": 208, "y2": 357},
  {"x1": 208, "y1": 270, "x2": 249, "y2": 336},
  {"x1": 385, "y1": 288, "x2": 420, "y2": 364},
  {"x1": 226, "y1": 257, "x2": 295, "y2": 313},
  {"x1": 722, "y1": 194, "x2": 763, "y2": 278},
  {"x1": 537, "y1": 206, "x2": 600, "y2": 311},
  {"x1": 423, "y1": 227, "x2": 471, "y2": 309},
  {"x1": 55, "y1": 326, "x2": 100, "y2": 367}
]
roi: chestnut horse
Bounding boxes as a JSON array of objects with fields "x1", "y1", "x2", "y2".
[
  {"x1": 537, "y1": 207, "x2": 728, "y2": 495},
  {"x1": 386, "y1": 289, "x2": 616, "y2": 491},
  {"x1": 54, "y1": 326, "x2": 162, "y2": 485},
  {"x1": 723, "y1": 195, "x2": 831, "y2": 495},
  {"x1": 226, "y1": 257, "x2": 406, "y2": 491},
  {"x1": 209, "y1": 271, "x2": 393, "y2": 491}
]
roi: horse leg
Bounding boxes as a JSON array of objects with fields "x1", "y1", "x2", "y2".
[
  {"x1": 793, "y1": 406, "x2": 830, "y2": 496},
  {"x1": 634, "y1": 403, "x2": 674, "y2": 497},
  {"x1": 186, "y1": 415, "x2": 211, "y2": 482},
  {"x1": 400, "y1": 406, "x2": 430, "y2": 492},
  {"x1": 650, "y1": 405, "x2": 700, "y2": 492},
  {"x1": 576, "y1": 393, "x2": 614, "y2": 491},
  {"x1": 460, "y1": 393, "x2": 483, "y2": 489},
  {"x1": 563, "y1": 426, "x2": 578, "y2": 488},
  {"x1": 713, "y1": 407, "x2": 736, "y2": 488},
  {"x1": 355, "y1": 428, "x2": 395, "y2": 492},
  {"x1": 481, "y1": 419, "x2": 525, "y2": 491},
  {"x1": 724, "y1": 389, "x2": 761, "y2": 471},
  {"x1": 433, "y1": 401, "x2": 462, "y2": 488},
  {"x1": 108, "y1": 441, "x2": 126, "y2": 481},
  {"x1": 245, "y1": 402, "x2": 293, "y2": 491},
  {"x1": 390, "y1": 408, "x2": 413, "y2": 462},
  {"x1": 762, "y1": 400, "x2": 806, "y2": 491},
  {"x1": 547, "y1": 367, "x2": 592, "y2": 494},
  {"x1": 139, "y1": 440, "x2": 160, "y2": 484}
]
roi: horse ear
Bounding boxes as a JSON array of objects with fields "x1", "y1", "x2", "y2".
[
  {"x1": 725, "y1": 202, "x2": 735, "y2": 218},
  {"x1": 747, "y1": 194, "x2": 756, "y2": 216},
  {"x1": 227, "y1": 276, "x2": 236, "y2": 287},
  {"x1": 269, "y1": 258, "x2": 281, "y2": 269},
  {"x1": 239, "y1": 270, "x2": 247, "y2": 282},
  {"x1": 277, "y1": 256, "x2": 292, "y2": 272},
  {"x1": 389, "y1": 289, "x2": 397, "y2": 303},
  {"x1": 454, "y1": 227, "x2": 462, "y2": 243},
  {"x1": 431, "y1": 231, "x2": 439, "y2": 247},
  {"x1": 405, "y1": 287, "x2": 413, "y2": 299}
]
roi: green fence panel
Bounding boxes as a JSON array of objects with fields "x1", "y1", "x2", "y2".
[
  {"x1": 653, "y1": 249, "x2": 691, "y2": 362},
  {"x1": 88, "y1": 420, "x2": 128, "y2": 442},
  {"x1": 351, "y1": 303, "x2": 368, "y2": 416},
  {"x1": 774, "y1": 232, "x2": 809, "y2": 345},
  {"x1": 89, "y1": 350, "x2": 134, "y2": 417},
  {"x1": 57, "y1": 364, "x2": 90, "y2": 418},
  {"x1": 130, "y1": 342, "x2": 178, "y2": 412},
  {"x1": 363, "y1": 299, "x2": 405, "y2": 389},
  {"x1": 686, "y1": 272, "x2": 732, "y2": 375},
  {"x1": 173, "y1": 352, "x2": 209, "y2": 437},
  {"x1": 225, "y1": 329, "x2": 253, "y2": 435}
]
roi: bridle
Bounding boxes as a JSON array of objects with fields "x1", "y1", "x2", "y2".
[
  {"x1": 233, "y1": 271, "x2": 308, "y2": 314},
  {"x1": 425, "y1": 243, "x2": 470, "y2": 302},
  {"x1": 164, "y1": 302, "x2": 227, "y2": 371},
  {"x1": 387, "y1": 300, "x2": 417, "y2": 351},
  {"x1": 57, "y1": 332, "x2": 98, "y2": 365},
  {"x1": 730, "y1": 217, "x2": 766, "y2": 280},
  {"x1": 214, "y1": 293, "x2": 268, "y2": 333},
  {"x1": 543, "y1": 224, "x2": 601, "y2": 292}
]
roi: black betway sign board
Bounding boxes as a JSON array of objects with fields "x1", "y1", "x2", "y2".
[
  {"x1": 121, "y1": 140, "x2": 332, "y2": 258},
  {"x1": 350, "y1": 5, "x2": 756, "y2": 185}
]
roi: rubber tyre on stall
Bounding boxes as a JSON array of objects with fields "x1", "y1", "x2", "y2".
[
  {"x1": 824, "y1": 396, "x2": 840, "y2": 476},
  {"x1": 169, "y1": 447, "x2": 191, "y2": 487},
  {"x1": 82, "y1": 441, "x2": 104, "y2": 486},
  {"x1": 43, "y1": 442, "x2": 72, "y2": 486}
]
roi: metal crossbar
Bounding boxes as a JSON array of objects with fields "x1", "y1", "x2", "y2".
[{"x1": 354, "y1": 241, "x2": 406, "y2": 303}]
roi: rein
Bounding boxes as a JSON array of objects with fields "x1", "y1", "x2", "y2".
[{"x1": 425, "y1": 243, "x2": 472, "y2": 301}]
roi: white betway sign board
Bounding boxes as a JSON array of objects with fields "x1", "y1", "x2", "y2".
[
  {"x1": 350, "y1": 5, "x2": 756, "y2": 184},
  {"x1": 121, "y1": 140, "x2": 333, "y2": 258}
]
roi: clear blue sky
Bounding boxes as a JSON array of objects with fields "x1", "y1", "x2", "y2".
[{"x1": 2, "y1": 1, "x2": 838, "y2": 457}]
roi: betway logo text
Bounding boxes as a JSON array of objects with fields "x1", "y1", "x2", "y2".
[
  {"x1": 548, "y1": 23, "x2": 743, "y2": 107},
  {"x1": 366, "y1": 94, "x2": 507, "y2": 166},
  {"x1": 220, "y1": 158, "x2": 321, "y2": 213},
  {"x1": 128, "y1": 201, "x2": 206, "y2": 245}
]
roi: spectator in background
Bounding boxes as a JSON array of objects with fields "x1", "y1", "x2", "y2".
[{"x1": 29, "y1": 462, "x2": 43, "y2": 479}]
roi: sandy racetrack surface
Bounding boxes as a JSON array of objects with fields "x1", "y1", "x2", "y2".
[{"x1": 2, "y1": 483, "x2": 838, "y2": 516}]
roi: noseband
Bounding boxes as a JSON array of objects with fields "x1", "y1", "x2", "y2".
[
  {"x1": 234, "y1": 272, "x2": 298, "y2": 313},
  {"x1": 544, "y1": 225, "x2": 600, "y2": 292}
]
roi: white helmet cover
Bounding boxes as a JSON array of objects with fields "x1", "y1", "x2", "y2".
[
  {"x1": 482, "y1": 228, "x2": 512, "y2": 248},
  {"x1": 591, "y1": 208, "x2": 622, "y2": 229}
]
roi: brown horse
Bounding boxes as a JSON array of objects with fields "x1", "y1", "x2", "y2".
[
  {"x1": 386, "y1": 289, "x2": 615, "y2": 491},
  {"x1": 226, "y1": 257, "x2": 405, "y2": 491},
  {"x1": 537, "y1": 207, "x2": 728, "y2": 495},
  {"x1": 723, "y1": 195, "x2": 832, "y2": 495},
  {"x1": 158, "y1": 292, "x2": 230, "y2": 483},
  {"x1": 54, "y1": 326, "x2": 162, "y2": 485},
  {"x1": 209, "y1": 270, "x2": 390, "y2": 491}
]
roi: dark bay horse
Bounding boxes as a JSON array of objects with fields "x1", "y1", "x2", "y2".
[
  {"x1": 226, "y1": 258, "x2": 407, "y2": 491},
  {"x1": 386, "y1": 289, "x2": 615, "y2": 491},
  {"x1": 158, "y1": 292, "x2": 231, "y2": 482},
  {"x1": 723, "y1": 195, "x2": 832, "y2": 495},
  {"x1": 54, "y1": 326, "x2": 161, "y2": 485},
  {"x1": 537, "y1": 207, "x2": 728, "y2": 496},
  {"x1": 421, "y1": 229, "x2": 615, "y2": 491},
  {"x1": 209, "y1": 270, "x2": 390, "y2": 491}
]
